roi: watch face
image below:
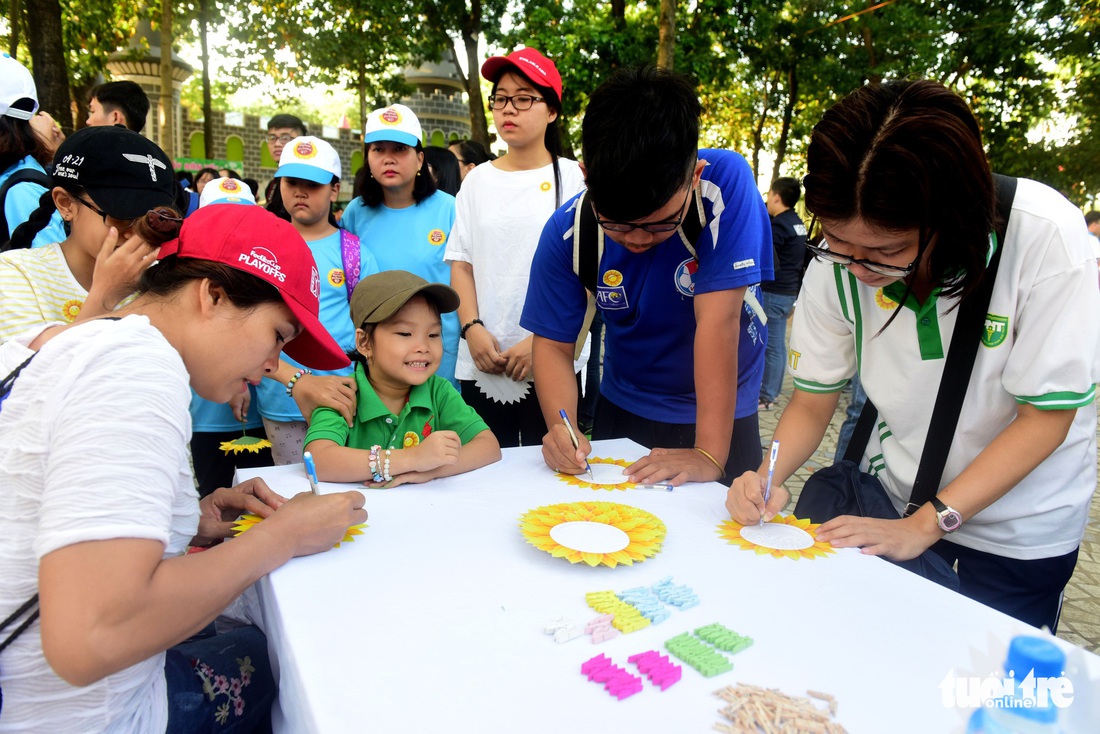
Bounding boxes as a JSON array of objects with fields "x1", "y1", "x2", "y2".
[{"x1": 940, "y1": 511, "x2": 962, "y2": 532}]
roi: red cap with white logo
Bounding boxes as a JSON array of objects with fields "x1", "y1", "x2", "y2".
[
  {"x1": 158, "y1": 205, "x2": 349, "y2": 370},
  {"x1": 481, "y1": 47, "x2": 562, "y2": 103}
]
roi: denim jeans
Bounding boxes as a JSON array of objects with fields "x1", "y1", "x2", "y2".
[
  {"x1": 165, "y1": 625, "x2": 275, "y2": 733},
  {"x1": 835, "y1": 372, "x2": 867, "y2": 460},
  {"x1": 759, "y1": 292, "x2": 797, "y2": 403}
]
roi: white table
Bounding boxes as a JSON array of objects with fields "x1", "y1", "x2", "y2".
[{"x1": 238, "y1": 439, "x2": 1100, "y2": 733}]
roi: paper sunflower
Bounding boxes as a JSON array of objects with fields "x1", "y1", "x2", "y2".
[
  {"x1": 556, "y1": 457, "x2": 637, "y2": 490},
  {"x1": 219, "y1": 433, "x2": 273, "y2": 455},
  {"x1": 232, "y1": 514, "x2": 366, "y2": 548},
  {"x1": 519, "y1": 501, "x2": 666, "y2": 568},
  {"x1": 717, "y1": 515, "x2": 834, "y2": 560}
]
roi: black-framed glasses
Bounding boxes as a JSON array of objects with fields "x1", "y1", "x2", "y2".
[
  {"x1": 804, "y1": 215, "x2": 918, "y2": 277},
  {"x1": 75, "y1": 197, "x2": 184, "y2": 235},
  {"x1": 594, "y1": 185, "x2": 693, "y2": 234},
  {"x1": 266, "y1": 133, "x2": 295, "y2": 144},
  {"x1": 487, "y1": 94, "x2": 546, "y2": 111}
]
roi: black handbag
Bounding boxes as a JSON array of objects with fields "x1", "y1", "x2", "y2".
[{"x1": 794, "y1": 175, "x2": 1018, "y2": 590}]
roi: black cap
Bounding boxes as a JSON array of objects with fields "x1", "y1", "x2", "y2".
[{"x1": 52, "y1": 126, "x2": 178, "y2": 219}]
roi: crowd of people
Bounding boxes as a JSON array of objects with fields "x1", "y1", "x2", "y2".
[{"x1": 0, "y1": 42, "x2": 1097, "y2": 732}]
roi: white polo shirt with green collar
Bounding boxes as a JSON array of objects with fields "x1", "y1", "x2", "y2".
[{"x1": 788, "y1": 178, "x2": 1100, "y2": 560}]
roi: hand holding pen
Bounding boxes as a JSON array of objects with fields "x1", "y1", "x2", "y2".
[{"x1": 558, "y1": 409, "x2": 595, "y2": 482}]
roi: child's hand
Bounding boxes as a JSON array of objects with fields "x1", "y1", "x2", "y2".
[{"x1": 411, "y1": 429, "x2": 461, "y2": 472}]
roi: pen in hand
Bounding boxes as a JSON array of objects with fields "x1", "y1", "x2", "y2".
[
  {"x1": 761, "y1": 440, "x2": 779, "y2": 526},
  {"x1": 558, "y1": 409, "x2": 594, "y2": 481},
  {"x1": 303, "y1": 451, "x2": 321, "y2": 496}
]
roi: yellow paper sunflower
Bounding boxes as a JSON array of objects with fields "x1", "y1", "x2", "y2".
[
  {"x1": 232, "y1": 514, "x2": 366, "y2": 548},
  {"x1": 556, "y1": 457, "x2": 637, "y2": 490},
  {"x1": 519, "y1": 501, "x2": 666, "y2": 568},
  {"x1": 717, "y1": 514, "x2": 834, "y2": 560},
  {"x1": 61, "y1": 299, "x2": 82, "y2": 322},
  {"x1": 402, "y1": 431, "x2": 420, "y2": 447},
  {"x1": 219, "y1": 434, "x2": 273, "y2": 455}
]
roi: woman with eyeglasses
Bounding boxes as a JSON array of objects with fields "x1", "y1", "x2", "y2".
[
  {"x1": 444, "y1": 47, "x2": 587, "y2": 448},
  {"x1": 0, "y1": 126, "x2": 184, "y2": 343},
  {"x1": 726, "y1": 80, "x2": 1100, "y2": 631}
]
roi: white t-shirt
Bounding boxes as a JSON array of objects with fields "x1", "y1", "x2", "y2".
[
  {"x1": 0, "y1": 242, "x2": 87, "y2": 343},
  {"x1": 444, "y1": 159, "x2": 587, "y2": 381},
  {"x1": 789, "y1": 178, "x2": 1100, "y2": 560},
  {"x1": 0, "y1": 316, "x2": 198, "y2": 733}
]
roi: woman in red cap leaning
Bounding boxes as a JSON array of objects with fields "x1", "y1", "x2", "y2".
[
  {"x1": 0, "y1": 204, "x2": 366, "y2": 732},
  {"x1": 444, "y1": 47, "x2": 588, "y2": 447}
]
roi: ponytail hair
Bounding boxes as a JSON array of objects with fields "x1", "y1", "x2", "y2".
[{"x1": 3, "y1": 188, "x2": 59, "y2": 251}]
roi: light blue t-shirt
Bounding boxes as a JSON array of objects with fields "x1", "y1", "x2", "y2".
[
  {"x1": 254, "y1": 229, "x2": 380, "y2": 422},
  {"x1": 189, "y1": 388, "x2": 264, "y2": 433},
  {"x1": 0, "y1": 156, "x2": 66, "y2": 248},
  {"x1": 341, "y1": 191, "x2": 459, "y2": 386}
]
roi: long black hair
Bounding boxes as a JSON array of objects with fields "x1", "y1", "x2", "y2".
[
  {"x1": 491, "y1": 73, "x2": 565, "y2": 208},
  {"x1": 353, "y1": 141, "x2": 437, "y2": 208}
]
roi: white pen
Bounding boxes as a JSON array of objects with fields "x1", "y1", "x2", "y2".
[
  {"x1": 637, "y1": 484, "x2": 675, "y2": 492},
  {"x1": 761, "y1": 440, "x2": 779, "y2": 527}
]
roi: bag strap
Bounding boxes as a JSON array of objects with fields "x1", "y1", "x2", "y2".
[
  {"x1": 0, "y1": 594, "x2": 39, "y2": 654},
  {"x1": 0, "y1": 353, "x2": 36, "y2": 414},
  {"x1": 340, "y1": 229, "x2": 361, "y2": 301},
  {"x1": 845, "y1": 174, "x2": 1018, "y2": 515},
  {"x1": 572, "y1": 191, "x2": 604, "y2": 361},
  {"x1": 0, "y1": 168, "x2": 51, "y2": 242}
]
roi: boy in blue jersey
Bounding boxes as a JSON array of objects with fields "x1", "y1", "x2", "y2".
[{"x1": 521, "y1": 66, "x2": 773, "y2": 485}]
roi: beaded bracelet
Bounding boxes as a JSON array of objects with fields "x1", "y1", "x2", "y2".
[
  {"x1": 382, "y1": 449, "x2": 392, "y2": 482},
  {"x1": 693, "y1": 446, "x2": 725, "y2": 475},
  {"x1": 284, "y1": 368, "x2": 312, "y2": 397},
  {"x1": 460, "y1": 318, "x2": 484, "y2": 340},
  {"x1": 368, "y1": 444, "x2": 385, "y2": 483}
]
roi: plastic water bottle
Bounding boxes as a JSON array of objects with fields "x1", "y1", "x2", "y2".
[{"x1": 966, "y1": 636, "x2": 1068, "y2": 734}]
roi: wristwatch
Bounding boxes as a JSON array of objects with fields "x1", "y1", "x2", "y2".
[{"x1": 930, "y1": 497, "x2": 962, "y2": 533}]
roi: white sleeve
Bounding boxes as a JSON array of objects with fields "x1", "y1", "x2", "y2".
[
  {"x1": 788, "y1": 260, "x2": 858, "y2": 393},
  {"x1": 31, "y1": 324, "x2": 195, "y2": 559},
  {"x1": 443, "y1": 183, "x2": 475, "y2": 264}
]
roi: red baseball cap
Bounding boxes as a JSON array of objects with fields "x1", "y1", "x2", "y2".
[
  {"x1": 158, "y1": 205, "x2": 350, "y2": 370},
  {"x1": 481, "y1": 47, "x2": 562, "y2": 103}
]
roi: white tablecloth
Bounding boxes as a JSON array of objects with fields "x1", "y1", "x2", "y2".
[{"x1": 238, "y1": 439, "x2": 1100, "y2": 733}]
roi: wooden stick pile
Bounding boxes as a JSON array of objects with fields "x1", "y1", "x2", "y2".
[{"x1": 713, "y1": 683, "x2": 846, "y2": 733}]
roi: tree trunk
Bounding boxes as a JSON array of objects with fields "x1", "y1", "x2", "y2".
[
  {"x1": 458, "y1": 33, "x2": 488, "y2": 147},
  {"x1": 24, "y1": 0, "x2": 71, "y2": 132},
  {"x1": 159, "y1": 0, "x2": 175, "y2": 158},
  {"x1": 9, "y1": 0, "x2": 20, "y2": 56},
  {"x1": 860, "y1": 22, "x2": 880, "y2": 85},
  {"x1": 771, "y1": 64, "x2": 798, "y2": 183},
  {"x1": 657, "y1": 0, "x2": 675, "y2": 69},
  {"x1": 200, "y1": 0, "x2": 212, "y2": 158},
  {"x1": 71, "y1": 79, "x2": 93, "y2": 130},
  {"x1": 357, "y1": 66, "x2": 367, "y2": 140},
  {"x1": 750, "y1": 71, "x2": 779, "y2": 181}
]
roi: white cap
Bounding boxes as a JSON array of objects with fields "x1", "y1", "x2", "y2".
[
  {"x1": 198, "y1": 177, "x2": 257, "y2": 207},
  {"x1": 274, "y1": 135, "x2": 341, "y2": 184},
  {"x1": 0, "y1": 53, "x2": 38, "y2": 121},
  {"x1": 363, "y1": 104, "x2": 422, "y2": 148}
]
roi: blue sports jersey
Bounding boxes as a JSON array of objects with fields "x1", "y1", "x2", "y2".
[
  {"x1": 520, "y1": 149, "x2": 772, "y2": 423},
  {"x1": 255, "y1": 230, "x2": 379, "y2": 422},
  {"x1": 1, "y1": 156, "x2": 66, "y2": 248},
  {"x1": 340, "y1": 191, "x2": 459, "y2": 386}
]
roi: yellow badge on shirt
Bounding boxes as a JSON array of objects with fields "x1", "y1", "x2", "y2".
[
  {"x1": 427, "y1": 229, "x2": 447, "y2": 246},
  {"x1": 61, "y1": 299, "x2": 82, "y2": 322},
  {"x1": 328, "y1": 269, "x2": 346, "y2": 287}
]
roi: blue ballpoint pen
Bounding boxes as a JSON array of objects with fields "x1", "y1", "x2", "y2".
[
  {"x1": 558, "y1": 409, "x2": 594, "y2": 482},
  {"x1": 303, "y1": 451, "x2": 321, "y2": 495},
  {"x1": 761, "y1": 440, "x2": 779, "y2": 526}
]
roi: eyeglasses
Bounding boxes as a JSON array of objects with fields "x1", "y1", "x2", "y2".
[
  {"x1": 75, "y1": 197, "x2": 184, "y2": 235},
  {"x1": 266, "y1": 133, "x2": 296, "y2": 144},
  {"x1": 594, "y1": 185, "x2": 693, "y2": 234},
  {"x1": 805, "y1": 215, "x2": 917, "y2": 277},
  {"x1": 487, "y1": 94, "x2": 546, "y2": 111}
]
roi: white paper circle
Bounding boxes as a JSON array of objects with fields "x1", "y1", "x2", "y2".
[
  {"x1": 550, "y1": 521, "x2": 630, "y2": 554},
  {"x1": 739, "y1": 523, "x2": 815, "y2": 551},
  {"x1": 587, "y1": 463, "x2": 631, "y2": 485}
]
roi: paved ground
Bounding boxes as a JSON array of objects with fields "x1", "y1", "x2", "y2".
[{"x1": 757, "y1": 381, "x2": 1100, "y2": 656}]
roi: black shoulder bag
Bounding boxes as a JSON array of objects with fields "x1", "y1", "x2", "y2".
[{"x1": 793, "y1": 175, "x2": 1018, "y2": 590}]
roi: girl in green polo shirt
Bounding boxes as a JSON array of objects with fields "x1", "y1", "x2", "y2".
[{"x1": 304, "y1": 270, "x2": 501, "y2": 485}]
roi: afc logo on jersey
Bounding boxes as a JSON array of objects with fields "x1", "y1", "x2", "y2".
[
  {"x1": 674, "y1": 258, "x2": 698, "y2": 297},
  {"x1": 596, "y1": 269, "x2": 629, "y2": 310}
]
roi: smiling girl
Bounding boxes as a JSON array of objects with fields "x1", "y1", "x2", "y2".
[
  {"x1": 304, "y1": 270, "x2": 500, "y2": 485},
  {"x1": 340, "y1": 104, "x2": 460, "y2": 387},
  {"x1": 444, "y1": 47, "x2": 586, "y2": 447},
  {"x1": 261, "y1": 136, "x2": 380, "y2": 464}
]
